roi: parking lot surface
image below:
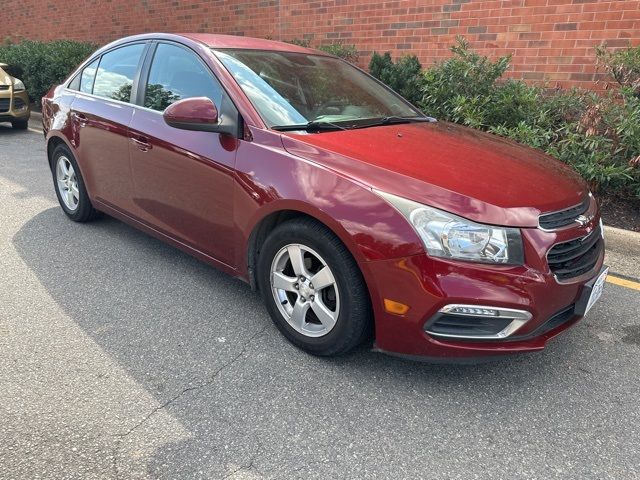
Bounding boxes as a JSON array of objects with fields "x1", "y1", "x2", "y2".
[{"x1": 1, "y1": 124, "x2": 639, "y2": 479}]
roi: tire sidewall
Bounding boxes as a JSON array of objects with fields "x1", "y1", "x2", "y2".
[
  {"x1": 257, "y1": 220, "x2": 370, "y2": 355},
  {"x1": 51, "y1": 145, "x2": 93, "y2": 221}
]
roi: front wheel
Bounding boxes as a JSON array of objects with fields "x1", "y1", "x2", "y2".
[{"x1": 257, "y1": 218, "x2": 372, "y2": 356}]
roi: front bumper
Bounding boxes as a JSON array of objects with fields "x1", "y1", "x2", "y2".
[
  {"x1": 362, "y1": 215, "x2": 605, "y2": 360},
  {"x1": 0, "y1": 88, "x2": 30, "y2": 122}
]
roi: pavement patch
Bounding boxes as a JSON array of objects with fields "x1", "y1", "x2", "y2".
[{"x1": 621, "y1": 325, "x2": 640, "y2": 346}]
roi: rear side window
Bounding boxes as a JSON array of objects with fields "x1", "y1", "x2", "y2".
[
  {"x1": 93, "y1": 43, "x2": 145, "y2": 102},
  {"x1": 67, "y1": 58, "x2": 98, "y2": 92},
  {"x1": 144, "y1": 43, "x2": 223, "y2": 111},
  {"x1": 68, "y1": 74, "x2": 81, "y2": 91},
  {"x1": 80, "y1": 58, "x2": 99, "y2": 94}
]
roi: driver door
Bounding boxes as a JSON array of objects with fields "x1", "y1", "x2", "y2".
[{"x1": 128, "y1": 42, "x2": 237, "y2": 266}]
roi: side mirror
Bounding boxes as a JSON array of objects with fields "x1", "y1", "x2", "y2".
[
  {"x1": 163, "y1": 97, "x2": 219, "y2": 131},
  {"x1": 163, "y1": 97, "x2": 235, "y2": 134}
]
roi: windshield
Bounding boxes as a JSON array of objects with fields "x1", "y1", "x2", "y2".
[{"x1": 213, "y1": 49, "x2": 421, "y2": 128}]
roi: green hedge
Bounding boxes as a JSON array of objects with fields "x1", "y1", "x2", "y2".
[
  {"x1": 369, "y1": 37, "x2": 640, "y2": 199},
  {"x1": 0, "y1": 39, "x2": 97, "y2": 105}
]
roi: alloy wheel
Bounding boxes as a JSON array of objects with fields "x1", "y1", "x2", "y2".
[
  {"x1": 56, "y1": 155, "x2": 79, "y2": 211},
  {"x1": 270, "y1": 243, "x2": 340, "y2": 337}
]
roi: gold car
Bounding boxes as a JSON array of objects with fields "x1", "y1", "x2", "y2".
[{"x1": 0, "y1": 62, "x2": 30, "y2": 129}]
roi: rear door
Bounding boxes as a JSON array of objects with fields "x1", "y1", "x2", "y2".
[
  {"x1": 69, "y1": 42, "x2": 148, "y2": 213},
  {"x1": 128, "y1": 42, "x2": 238, "y2": 266}
]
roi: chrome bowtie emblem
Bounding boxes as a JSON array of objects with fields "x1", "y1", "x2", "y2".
[{"x1": 575, "y1": 214, "x2": 591, "y2": 226}]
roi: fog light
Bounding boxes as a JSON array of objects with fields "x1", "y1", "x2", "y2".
[
  {"x1": 439, "y1": 304, "x2": 531, "y2": 320},
  {"x1": 446, "y1": 306, "x2": 498, "y2": 317}
]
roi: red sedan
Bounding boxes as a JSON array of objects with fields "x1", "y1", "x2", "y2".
[{"x1": 42, "y1": 33, "x2": 607, "y2": 360}]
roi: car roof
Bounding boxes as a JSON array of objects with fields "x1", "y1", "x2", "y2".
[
  {"x1": 178, "y1": 33, "x2": 328, "y2": 56},
  {"x1": 100, "y1": 33, "x2": 331, "y2": 59}
]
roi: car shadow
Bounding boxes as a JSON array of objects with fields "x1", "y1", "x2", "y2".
[{"x1": 12, "y1": 206, "x2": 588, "y2": 477}]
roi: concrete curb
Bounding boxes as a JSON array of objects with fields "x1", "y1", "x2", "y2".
[
  {"x1": 603, "y1": 226, "x2": 640, "y2": 281},
  {"x1": 604, "y1": 226, "x2": 640, "y2": 255}
]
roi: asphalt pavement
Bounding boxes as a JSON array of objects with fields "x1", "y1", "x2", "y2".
[{"x1": 1, "y1": 120, "x2": 639, "y2": 479}]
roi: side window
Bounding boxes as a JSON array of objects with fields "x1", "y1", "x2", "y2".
[
  {"x1": 144, "y1": 43, "x2": 223, "y2": 111},
  {"x1": 68, "y1": 73, "x2": 81, "y2": 91},
  {"x1": 80, "y1": 58, "x2": 99, "y2": 94},
  {"x1": 93, "y1": 43, "x2": 145, "y2": 102}
]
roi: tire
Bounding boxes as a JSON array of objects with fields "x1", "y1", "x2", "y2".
[
  {"x1": 50, "y1": 144, "x2": 100, "y2": 222},
  {"x1": 11, "y1": 119, "x2": 28, "y2": 130},
  {"x1": 257, "y1": 218, "x2": 372, "y2": 356}
]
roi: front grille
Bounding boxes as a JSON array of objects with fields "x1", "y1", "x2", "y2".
[
  {"x1": 547, "y1": 226, "x2": 603, "y2": 281},
  {"x1": 539, "y1": 197, "x2": 590, "y2": 230},
  {"x1": 0, "y1": 85, "x2": 9, "y2": 91},
  {"x1": 0, "y1": 98, "x2": 9, "y2": 112}
]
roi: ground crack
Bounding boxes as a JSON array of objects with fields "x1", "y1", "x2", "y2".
[
  {"x1": 118, "y1": 327, "x2": 266, "y2": 439},
  {"x1": 222, "y1": 457, "x2": 257, "y2": 479},
  {"x1": 110, "y1": 325, "x2": 267, "y2": 478}
]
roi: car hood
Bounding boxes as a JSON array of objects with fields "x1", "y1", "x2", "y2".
[
  {"x1": 0, "y1": 68, "x2": 11, "y2": 86},
  {"x1": 280, "y1": 121, "x2": 588, "y2": 227}
]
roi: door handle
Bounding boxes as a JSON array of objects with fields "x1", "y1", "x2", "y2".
[
  {"x1": 72, "y1": 112, "x2": 88, "y2": 127},
  {"x1": 131, "y1": 135, "x2": 152, "y2": 152}
]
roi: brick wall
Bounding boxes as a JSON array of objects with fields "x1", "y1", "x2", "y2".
[{"x1": 2, "y1": 0, "x2": 639, "y2": 90}]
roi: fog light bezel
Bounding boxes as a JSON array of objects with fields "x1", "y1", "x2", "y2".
[{"x1": 425, "y1": 304, "x2": 532, "y2": 340}]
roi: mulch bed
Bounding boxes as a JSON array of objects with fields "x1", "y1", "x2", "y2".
[{"x1": 599, "y1": 195, "x2": 640, "y2": 232}]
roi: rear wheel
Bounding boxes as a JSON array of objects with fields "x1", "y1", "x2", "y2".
[
  {"x1": 257, "y1": 218, "x2": 372, "y2": 356},
  {"x1": 51, "y1": 144, "x2": 100, "y2": 222}
]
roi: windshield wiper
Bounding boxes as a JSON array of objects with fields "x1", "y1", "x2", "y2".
[
  {"x1": 378, "y1": 115, "x2": 437, "y2": 125},
  {"x1": 271, "y1": 116, "x2": 436, "y2": 132},
  {"x1": 271, "y1": 121, "x2": 347, "y2": 132},
  {"x1": 343, "y1": 115, "x2": 437, "y2": 131}
]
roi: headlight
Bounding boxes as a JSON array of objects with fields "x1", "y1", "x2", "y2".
[
  {"x1": 12, "y1": 78, "x2": 25, "y2": 91},
  {"x1": 375, "y1": 190, "x2": 524, "y2": 265}
]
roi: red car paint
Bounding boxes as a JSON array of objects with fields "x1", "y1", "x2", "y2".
[{"x1": 42, "y1": 33, "x2": 605, "y2": 360}]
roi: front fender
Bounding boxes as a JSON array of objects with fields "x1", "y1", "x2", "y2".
[{"x1": 234, "y1": 128, "x2": 424, "y2": 278}]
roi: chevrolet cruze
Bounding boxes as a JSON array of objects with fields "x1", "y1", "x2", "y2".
[{"x1": 41, "y1": 33, "x2": 608, "y2": 360}]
